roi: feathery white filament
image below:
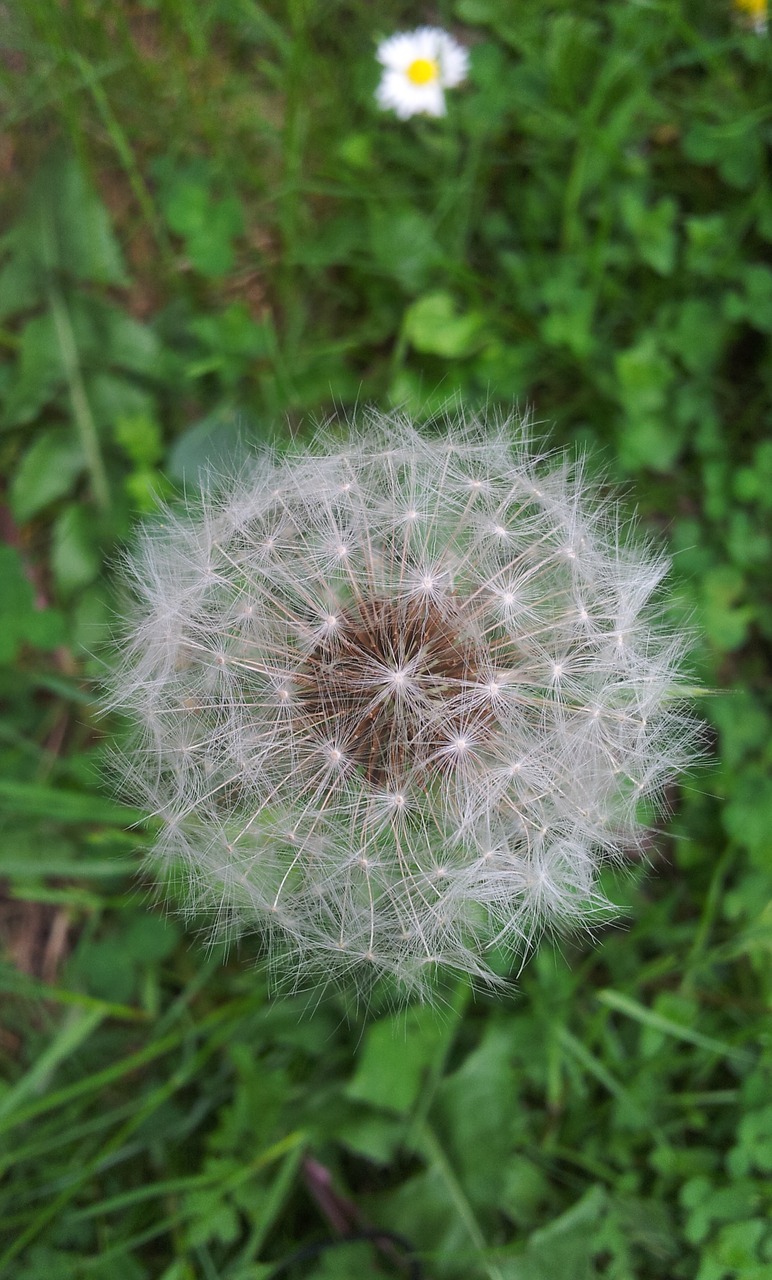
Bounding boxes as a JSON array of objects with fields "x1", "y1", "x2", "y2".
[{"x1": 109, "y1": 412, "x2": 696, "y2": 1000}]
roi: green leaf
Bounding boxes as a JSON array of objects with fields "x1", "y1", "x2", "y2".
[
  {"x1": 51, "y1": 503, "x2": 102, "y2": 596},
  {"x1": 368, "y1": 209, "x2": 443, "y2": 295},
  {"x1": 1, "y1": 312, "x2": 65, "y2": 428},
  {"x1": 113, "y1": 411, "x2": 165, "y2": 466},
  {"x1": 30, "y1": 153, "x2": 127, "y2": 286},
  {"x1": 665, "y1": 299, "x2": 727, "y2": 374},
  {"x1": 544, "y1": 15, "x2": 602, "y2": 111},
  {"x1": 157, "y1": 163, "x2": 243, "y2": 278},
  {"x1": 540, "y1": 271, "x2": 596, "y2": 359},
  {"x1": 597, "y1": 990, "x2": 750, "y2": 1063},
  {"x1": 700, "y1": 565, "x2": 754, "y2": 652},
  {"x1": 403, "y1": 292, "x2": 485, "y2": 358},
  {"x1": 0, "y1": 1008, "x2": 104, "y2": 1123},
  {"x1": 723, "y1": 770, "x2": 772, "y2": 866},
  {"x1": 121, "y1": 914, "x2": 182, "y2": 965},
  {"x1": 167, "y1": 410, "x2": 254, "y2": 487},
  {"x1": 98, "y1": 306, "x2": 160, "y2": 375},
  {"x1": 435, "y1": 1019, "x2": 522, "y2": 1207},
  {"x1": 346, "y1": 1005, "x2": 447, "y2": 1115},
  {"x1": 684, "y1": 214, "x2": 733, "y2": 277},
  {"x1": 10, "y1": 429, "x2": 85, "y2": 521},
  {"x1": 681, "y1": 1177, "x2": 762, "y2": 1247},
  {"x1": 709, "y1": 692, "x2": 770, "y2": 769},
  {"x1": 615, "y1": 335, "x2": 674, "y2": 417},
  {"x1": 336, "y1": 132, "x2": 373, "y2": 170},
  {"x1": 519, "y1": 1186, "x2": 608, "y2": 1277},
  {"x1": 683, "y1": 119, "x2": 763, "y2": 190},
  {"x1": 334, "y1": 1109, "x2": 404, "y2": 1165},
  {"x1": 183, "y1": 1186, "x2": 240, "y2": 1247},
  {"x1": 707, "y1": 1219, "x2": 769, "y2": 1276},
  {"x1": 620, "y1": 192, "x2": 678, "y2": 276},
  {"x1": 0, "y1": 545, "x2": 64, "y2": 663},
  {"x1": 188, "y1": 303, "x2": 273, "y2": 385},
  {"x1": 615, "y1": 333, "x2": 683, "y2": 470},
  {"x1": 0, "y1": 251, "x2": 42, "y2": 323},
  {"x1": 0, "y1": 778, "x2": 144, "y2": 826},
  {"x1": 728, "y1": 1106, "x2": 772, "y2": 1177},
  {"x1": 724, "y1": 264, "x2": 772, "y2": 334},
  {"x1": 88, "y1": 372, "x2": 156, "y2": 430},
  {"x1": 617, "y1": 414, "x2": 684, "y2": 472}
]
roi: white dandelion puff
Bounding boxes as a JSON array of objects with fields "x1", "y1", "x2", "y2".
[
  {"x1": 375, "y1": 27, "x2": 469, "y2": 120},
  {"x1": 108, "y1": 411, "x2": 699, "y2": 1002}
]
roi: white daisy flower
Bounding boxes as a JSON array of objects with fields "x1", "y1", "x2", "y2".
[
  {"x1": 375, "y1": 26, "x2": 469, "y2": 120},
  {"x1": 734, "y1": 0, "x2": 768, "y2": 33}
]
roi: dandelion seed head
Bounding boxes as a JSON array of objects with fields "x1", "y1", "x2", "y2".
[{"x1": 109, "y1": 411, "x2": 700, "y2": 1003}]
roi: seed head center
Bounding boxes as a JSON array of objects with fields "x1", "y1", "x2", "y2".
[{"x1": 299, "y1": 596, "x2": 489, "y2": 785}]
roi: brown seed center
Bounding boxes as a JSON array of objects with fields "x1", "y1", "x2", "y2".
[{"x1": 298, "y1": 596, "x2": 486, "y2": 786}]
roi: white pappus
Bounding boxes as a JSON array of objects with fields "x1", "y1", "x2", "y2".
[{"x1": 108, "y1": 412, "x2": 698, "y2": 1001}]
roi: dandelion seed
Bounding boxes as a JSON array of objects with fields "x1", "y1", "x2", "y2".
[
  {"x1": 375, "y1": 27, "x2": 469, "y2": 120},
  {"x1": 109, "y1": 411, "x2": 700, "y2": 1002}
]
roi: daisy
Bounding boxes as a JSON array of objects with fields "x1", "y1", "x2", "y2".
[
  {"x1": 734, "y1": 0, "x2": 768, "y2": 32},
  {"x1": 375, "y1": 26, "x2": 469, "y2": 120}
]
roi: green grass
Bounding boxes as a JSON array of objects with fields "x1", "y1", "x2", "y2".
[{"x1": 1, "y1": 1, "x2": 771, "y2": 1276}]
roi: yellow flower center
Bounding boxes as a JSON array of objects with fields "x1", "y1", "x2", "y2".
[
  {"x1": 735, "y1": 0, "x2": 766, "y2": 15},
  {"x1": 406, "y1": 57, "x2": 439, "y2": 86}
]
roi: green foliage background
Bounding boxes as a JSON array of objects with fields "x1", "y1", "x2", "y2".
[{"x1": 0, "y1": 1, "x2": 770, "y2": 1277}]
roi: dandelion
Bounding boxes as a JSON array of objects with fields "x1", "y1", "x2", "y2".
[
  {"x1": 109, "y1": 412, "x2": 697, "y2": 1001},
  {"x1": 375, "y1": 27, "x2": 469, "y2": 120},
  {"x1": 734, "y1": 0, "x2": 768, "y2": 32}
]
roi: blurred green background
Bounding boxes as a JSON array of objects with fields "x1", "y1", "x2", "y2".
[{"x1": 1, "y1": 1, "x2": 770, "y2": 1277}]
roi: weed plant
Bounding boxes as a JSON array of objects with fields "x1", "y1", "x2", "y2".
[{"x1": 0, "y1": 2, "x2": 770, "y2": 1277}]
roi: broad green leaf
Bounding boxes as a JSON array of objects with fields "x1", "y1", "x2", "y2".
[
  {"x1": 684, "y1": 214, "x2": 733, "y2": 277},
  {"x1": 617, "y1": 413, "x2": 684, "y2": 472},
  {"x1": 188, "y1": 303, "x2": 273, "y2": 385},
  {"x1": 157, "y1": 163, "x2": 243, "y2": 278},
  {"x1": 0, "y1": 545, "x2": 64, "y2": 663},
  {"x1": 723, "y1": 770, "x2": 772, "y2": 866},
  {"x1": 724, "y1": 264, "x2": 772, "y2": 333},
  {"x1": 29, "y1": 153, "x2": 127, "y2": 286},
  {"x1": 435, "y1": 1019, "x2": 522, "y2": 1207},
  {"x1": 10, "y1": 429, "x2": 85, "y2": 521},
  {"x1": 51, "y1": 503, "x2": 102, "y2": 596},
  {"x1": 167, "y1": 410, "x2": 252, "y2": 487},
  {"x1": 98, "y1": 306, "x2": 160, "y2": 375},
  {"x1": 700, "y1": 565, "x2": 754, "y2": 652},
  {"x1": 709, "y1": 691, "x2": 770, "y2": 769},
  {"x1": 346, "y1": 1005, "x2": 447, "y2": 1115},
  {"x1": 1, "y1": 312, "x2": 65, "y2": 428},
  {"x1": 0, "y1": 252, "x2": 42, "y2": 322},
  {"x1": 681, "y1": 1177, "x2": 762, "y2": 1247},
  {"x1": 620, "y1": 191, "x2": 678, "y2": 276},
  {"x1": 683, "y1": 119, "x2": 763, "y2": 190},
  {"x1": 403, "y1": 292, "x2": 485, "y2": 358},
  {"x1": 113, "y1": 410, "x2": 164, "y2": 465},
  {"x1": 369, "y1": 209, "x2": 443, "y2": 295},
  {"x1": 728, "y1": 1106, "x2": 772, "y2": 1177},
  {"x1": 89, "y1": 372, "x2": 156, "y2": 430},
  {"x1": 615, "y1": 335, "x2": 674, "y2": 417},
  {"x1": 666, "y1": 299, "x2": 727, "y2": 373}
]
